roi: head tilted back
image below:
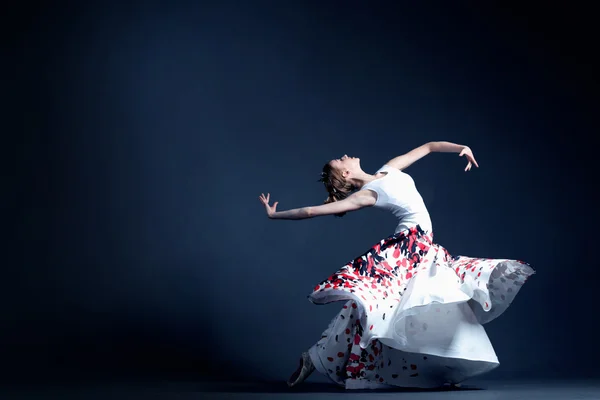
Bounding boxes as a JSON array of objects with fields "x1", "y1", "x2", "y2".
[{"x1": 318, "y1": 162, "x2": 354, "y2": 217}]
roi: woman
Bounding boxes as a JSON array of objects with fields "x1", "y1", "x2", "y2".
[{"x1": 258, "y1": 141, "x2": 534, "y2": 390}]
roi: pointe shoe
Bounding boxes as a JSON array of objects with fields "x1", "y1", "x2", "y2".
[{"x1": 286, "y1": 352, "x2": 315, "y2": 388}]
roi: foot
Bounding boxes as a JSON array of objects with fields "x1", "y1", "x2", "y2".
[{"x1": 286, "y1": 352, "x2": 315, "y2": 388}]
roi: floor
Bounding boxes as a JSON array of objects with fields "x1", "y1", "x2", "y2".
[{"x1": 2, "y1": 379, "x2": 599, "y2": 399}]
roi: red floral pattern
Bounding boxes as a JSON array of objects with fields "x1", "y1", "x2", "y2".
[{"x1": 308, "y1": 225, "x2": 534, "y2": 388}]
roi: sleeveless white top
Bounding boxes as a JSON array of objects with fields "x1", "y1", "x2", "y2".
[{"x1": 361, "y1": 165, "x2": 432, "y2": 234}]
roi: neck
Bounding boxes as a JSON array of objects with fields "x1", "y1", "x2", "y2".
[{"x1": 349, "y1": 171, "x2": 378, "y2": 189}]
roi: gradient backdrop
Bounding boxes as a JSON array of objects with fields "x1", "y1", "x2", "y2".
[{"x1": 6, "y1": 0, "x2": 599, "y2": 385}]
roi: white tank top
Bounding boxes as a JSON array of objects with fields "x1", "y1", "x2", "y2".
[{"x1": 361, "y1": 164, "x2": 433, "y2": 234}]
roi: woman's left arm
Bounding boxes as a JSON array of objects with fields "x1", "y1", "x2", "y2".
[{"x1": 386, "y1": 141, "x2": 479, "y2": 171}]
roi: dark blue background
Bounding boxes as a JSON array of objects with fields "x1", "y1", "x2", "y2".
[{"x1": 6, "y1": 0, "x2": 598, "y2": 384}]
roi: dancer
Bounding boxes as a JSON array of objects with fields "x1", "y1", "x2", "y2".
[{"x1": 258, "y1": 141, "x2": 534, "y2": 390}]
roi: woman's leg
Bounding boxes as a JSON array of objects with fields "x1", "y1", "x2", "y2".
[{"x1": 288, "y1": 300, "x2": 357, "y2": 387}]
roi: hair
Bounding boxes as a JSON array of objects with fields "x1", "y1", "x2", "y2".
[{"x1": 318, "y1": 162, "x2": 355, "y2": 217}]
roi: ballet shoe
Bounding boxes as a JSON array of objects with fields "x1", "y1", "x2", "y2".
[{"x1": 286, "y1": 352, "x2": 315, "y2": 388}]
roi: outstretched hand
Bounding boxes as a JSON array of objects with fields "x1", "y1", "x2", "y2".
[
  {"x1": 459, "y1": 147, "x2": 479, "y2": 172},
  {"x1": 259, "y1": 193, "x2": 278, "y2": 218}
]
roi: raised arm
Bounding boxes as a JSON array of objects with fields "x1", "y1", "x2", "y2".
[
  {"x1": 386, "y1": 141, "x2": 479, "y2": 171},
  {"x1": 259, "y1": 191, "x2": 376, "y2": 220}
]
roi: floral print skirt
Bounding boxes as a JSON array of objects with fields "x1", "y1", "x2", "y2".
[{"x1": 307, "y1": 225, "x2": 535, "y2": 389}]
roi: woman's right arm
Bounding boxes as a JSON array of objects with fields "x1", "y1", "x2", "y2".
[{"x1": 259, "y1": 191, "x2": 376, "y2": 220}]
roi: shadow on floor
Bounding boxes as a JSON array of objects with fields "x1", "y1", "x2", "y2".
[{"x1": 198, "y1": 380, "x2": 485, "y2": 393}]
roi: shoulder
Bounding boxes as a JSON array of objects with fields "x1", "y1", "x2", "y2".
[
  {"x1": 376, "y1": 164, "x2": 400, "y2": 174},
  {"x1": 377, "y1": 164, "x2": 413, "y2": 179},
  {"x1": 350, "y1": 188, "x2": 377, "y2": 207}
]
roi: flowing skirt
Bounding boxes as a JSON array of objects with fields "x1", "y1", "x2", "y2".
[{"x1": 307, "y1": 225, "x2": 534, "y2": 389}]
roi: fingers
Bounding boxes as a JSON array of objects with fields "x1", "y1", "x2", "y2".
[
  {"x1": 459, "y1": 149, "x2": 479, "y2": 170},
  {"x1": 259, "y1": 193, "x2": 275, "y2": 205},
  {"x1": 259, "y1": 193, "x2": 269, "y2": 204},
  {"x1": 467, "y1": 155, "x2": 479, "y2": 168}
]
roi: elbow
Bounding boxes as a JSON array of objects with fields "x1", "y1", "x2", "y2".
[
  {"x1": 425, "y1": 142, "x2": 435, "y2": 153},
  {"x1": 305, "y1": 207, "x2": 314, "y2": 218}
]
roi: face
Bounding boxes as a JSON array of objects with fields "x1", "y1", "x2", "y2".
[{"x1": 329, "y1": 154, "x2": 360, "y2": 178}]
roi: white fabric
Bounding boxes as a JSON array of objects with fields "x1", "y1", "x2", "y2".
[
  {"x1": 361, "y1": 165, "x2": 432, "y2": 234},
  {"x1": 374, "y1": 246, "x2": 497, "y2": 363},
  {"x1": 305, "y1": 163, "x2": 535, "y2": 389}
]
